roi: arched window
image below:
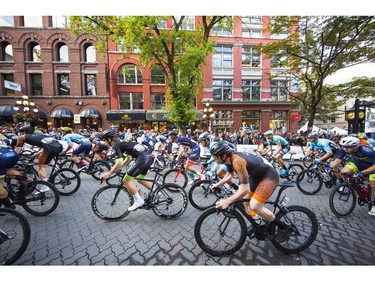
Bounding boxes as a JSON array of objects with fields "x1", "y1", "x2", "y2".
[
  {"x1": 117, "y1": 64, "x2": 143, "y2": 85},
  {"x1": 0, "y1": 42, "x2": 13, "y2": 61},
  {"x1": 151, "y1": 64, "x2": 166, "y2": 85},
  {"x1": 84, "y1": 43, "x2": 96, "y2": 62},
  {"x1": 56, "y1": 42, "x2": 69, "y2": 62},
  {"x1": 29, "y1": 42, "x2": 41, "y2": 62}
]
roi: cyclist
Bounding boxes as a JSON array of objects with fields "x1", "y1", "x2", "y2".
[
  {"x1": 100, "y1": 129, "x2": 154, "y2": 211},
  {"x1": 304, "y1": 132, "x2": 340, "y2": 164},
  {"x1": 262, "y1": 130, "x2": 291, "y2": 178},
  {"x1": 175, "y1": 131, "x2": 205, "y2": 183},
  {"x1": 14, "y1": 126, "x2": 63, "y2": 191},
  {"x1": 61, "y1": 128, "x2": 92, "y2": 168},
  {"x1": 210, "y1": 141, "x2": 292, "y2": 242},
  {"x1": 166, "y1": 131, "x2": 179, "y2": 162},
  {"x1": 358, "y1": 132, "x2": 374, "y2": 147},
  {"x1": 329, "y1": 136, "x2": 375, "y2": 216},
  {"x1": 91, "y1": 136, "x2": 109, "y2": 161}
]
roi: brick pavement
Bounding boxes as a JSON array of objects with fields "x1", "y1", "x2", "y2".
[{"x1": 10, "y1": 168, "x2": 375, "y2": 266}]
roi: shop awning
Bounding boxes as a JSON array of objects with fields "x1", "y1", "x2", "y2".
[
  {"x1": 51, "y1": 108, "x2": 74, "y2": 118},
  {"x1": 146, "y1": 110, "x2": 168, "y2": 121},
  {"x1": 36, "y1": 110, "x2": 48, "y2": 119},
  {"x1": 106, "y1": 110, "x2": 145, "y2": 124},
  {"x1": 80, "y1": 108, "x2": 101, "y2": 118},
  {"x1": 0, "y1": 105, "x2": 16, "y2": 117}
]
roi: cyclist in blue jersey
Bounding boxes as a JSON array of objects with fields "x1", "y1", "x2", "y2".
[
  {"x1": 61, "y1": 128, "x2": 92, "y2": 168},
  {"x1": 329, "y1": 136, "x2": 375, "y2": 216},
  {"x1": 175, "y1": 132, "x2": 204, "y2": 183},
  {"x1": 263, "y1": 130, "x2": 290, "y2": 177},
  {"x1": 304, "y1": 132, "x2": 340, "y2": 164}
]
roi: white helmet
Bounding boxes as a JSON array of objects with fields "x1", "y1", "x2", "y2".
[{"x1": 339, "y1": 136, "x2": 360, "y2": 147}]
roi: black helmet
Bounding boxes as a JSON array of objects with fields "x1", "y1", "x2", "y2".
[
  {"x1": 20, "y1": 126, "x2": 34, "y2": 134},
  {"x1": 168, "y1": 131, "x2": 178, "y2": 137},
  {"x1": 198, "y1": 133, "x2": 210, "y2": 141},
  {"x1": 102, "y1": 129, "x2": 117, "y2": 140},
  {"x1": 307, "y1": 132, "x2": 318, "y2": 139},
  {"x1": 210, "y1": 141, "x2": 231, "y2": 157}
]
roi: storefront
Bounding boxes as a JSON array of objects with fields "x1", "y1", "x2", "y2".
[
  {"x1": 145, "y1": 110, "x2": 169, "y2": 132},
  {"x1": 51, "y1": 108, "x2": 74, "y2": 128},
  {"x1": 106, "y1": 110, "x2": 146, "y2": 132},
  {"x1": 80, "y1": 108, "x2": 101, "y2": 130},
  {"x1": 0, "y1": 104, "x2": 16, "y2": 126}
]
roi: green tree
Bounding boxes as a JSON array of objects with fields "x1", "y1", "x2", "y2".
[
  {"x1": 68, "y1": 16, "x2": 228, "y2": 132},
  {"x1": 259, "y1": 16, "x2": 375, "y2": 128}
]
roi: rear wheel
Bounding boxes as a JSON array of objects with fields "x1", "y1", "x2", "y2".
[
  {"x1": 50, "y1": 168, "x2": 81, "y2": 196},
  {"x1": 162, "y1": 168, "x2": 188, "y2": 189},
  {"x1": 296, "y1": 169, "x2": 323, "y2": 195},
  {"x1": 329, "y1": 183, "x2": 356, "y2": 217},
  {"x1": 90, "y1": 160, "x2": 111, "y2": 180}
]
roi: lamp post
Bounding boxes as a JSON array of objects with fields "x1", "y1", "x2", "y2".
[
  {"x1": 202, "y1": 102, "x2": 214, "y2": 132},
  {"x1": 13, "y1": 95, "x2": 39, "y2": 126}
]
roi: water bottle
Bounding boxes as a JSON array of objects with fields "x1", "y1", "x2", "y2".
[{"x1": 360, "y1": 181, "x2": 370, "y2": 199}]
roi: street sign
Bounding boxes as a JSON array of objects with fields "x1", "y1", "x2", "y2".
[{"x1": 4, "y1": 80, "x2": 21, "y2": 91}]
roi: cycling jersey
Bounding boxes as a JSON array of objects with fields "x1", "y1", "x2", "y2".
[
  {"x1": 0, "y1": 146, "x2": 19, "y2": 176},
  {"x1": 176, "y1": 136, "x2": 200, "y2": 162},
  {"x1": 266, "y1": 135, "x2": 289, "y2": 147},
  {"x1": 63, "y1": 133, "x2": 88, "y2": 145},
  {"x1": 337, "y1": 145, "x2": 375, "y2": 164},
  {"x1": 309, "y1": 139, "x2": 339, "y2": 153}
]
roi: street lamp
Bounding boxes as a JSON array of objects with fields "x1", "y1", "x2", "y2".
[
  {"x1": 13, "y1": 95, "x2": 39, "y2": 125},
  {"x1": 202, "y1": 102, "x2": 214, "y2": 132}
]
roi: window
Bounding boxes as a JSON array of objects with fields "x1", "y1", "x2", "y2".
[
  {"x1": 242, "y1": 16, "x2": 262, "y2": 24},
  {"x1": 151, "y1": 65, "x2": 166, "y2": 85},
  {"x1": 242, "y1": 46, "x2": 260, "y2": 67},
  {"x1": 84, "y1": 43, "x2": 96, "y2": 62},
  {"x1": 24, "y1": 16, "x2": 43, "y2": 27},
  {"x1": 151, "y1": 93, "x2": 166, "y2": 109},
  {"x1": 270, "y1": 54, "x2": 289, "y2": 68},
  {"x1": 242, "y1": 110, "x2": 260, "y2": 118},
  {"x1": 29, "y1": 42, "x2": 41, "y2": 62},
  {"x1": 119, "y1": 93, "x2": 144, "y2": 110},
  {"x1": 0, "y1": 16, "x2": 14, "y2": 27},
  {"x1": 117, "y1": 64, "x2": 143, "y2": 84},
  {"x1": 0, "y1": 42, "x2": 13, "y2": 61},
  {"x1": 30, "y1": 74, "x2": 42, "y2": 96},
  {"x1": 271, "y1": 80, "x2": 288, "y2": 101},
  {"x1": 52, "y1": 16, "x2": 69, "y2": 28},
  {"x1": 242, "y1": 29, "x2": 262, "y2": 38},
  {"x1": 242, "y1": 80, "x2": 261, "y2": 101},
  {"x1": 174, "y1": 16, "x2": 195, "y2": 30},
  {"x1": 242, "y1": 16, "x2": 262, "y2": 38},
  {"x1": 57, "y1": 43, "x2": 69, "y2": 62},
  {"x1": 212, "y1": 23, "x2": 232, "y2": 36},
  {"x1": 272, "y1": 110, "x2": 288, "y2": 118},
  {"x1": 212, "y1": 46, "x2": 232, "y2": 67},
  {"x1": 213, "y1": 79, "x2": 232, "y2": 101},
  {"x1": 85, "y1": 74, "x2": 97, "y2": 96},
  {"x1": 157, "y1": 19, "x2": 167, "y2": 29},
  {"x1": 2, "y1": 74, "x2": 15, "y2": 96},
  {"x1": 58, "y1": 74, "x2": 70, "y2": 96}
]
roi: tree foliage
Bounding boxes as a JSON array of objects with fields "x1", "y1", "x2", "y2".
[
  {"x1": 259, "y1": 16, "x2": 375, "y2": 127},
  {"x1": 68, "y1": 16, "x2": 228, "y2": 131}
]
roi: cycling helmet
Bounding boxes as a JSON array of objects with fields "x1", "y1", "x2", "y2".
[
  {"x1": 339, "y1": 136, "x2": 360, "y2": 147},
  {"x1": 168, "y1": 130, "x2": 178, "y2": 137},
  {"x1": 198, "y1": 133, "x2": 210, "y2": 142},
  {"x1": 102, "y1": 129, "x2": 117, "y2": 140},
  {"x1": 212, "y1": 135, "x2": 220, "y2": 142},
  {"x1": 348, "y1": 133, "x2": 358, "y2": 138},
  {"x1": 210, "y1": 141, "x2": 231, "y2": 157},
  {"x1": 20, "y1": 126, "x2": 34, "y2": 134},
  {"x1": 264, "y1": 130, "x2": 273, "y2": 135},
  {"x1": 358, "y1": 133, "x2": 367, "y2": 139},
  {"x1": 307, "y1": 132, "x2": 318, "y2": 139},
  {"x1": 156, "y1": 135, "x2": 167, "y2": 142}
]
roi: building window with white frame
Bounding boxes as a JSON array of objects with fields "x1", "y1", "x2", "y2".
[
  {"x1": 271, "y1": 80, "x2": 288, "y2": 101},
  {"x1": 119, "y1": 93, "x2": 144, "y2": 110},
  {"x1": 213, "y1": 79, "x2": 233, "y2": 101},
  {"x1": 84, "y1": 43, "x2": 96, "y2": 62},
  {"x1": 117, "y1": 64, "x2": 143, "y2": 85},
  {"x1": 150, "y1": 65, "x2": 166, "y2": 85},
  {"x1": 0, "y1": 42, "x2": 13, "y2": 61},
  {"x1": 212, "y1": 46, "x2": 232, "y2": 67},
  {"x1": 85, "y1": 74, "x2": 97, "y2": 96},
  {"x1": 173, "y1": 16, "x2": 195, "y2": 30},
  {"x1": 151, "y1": 93, "x2": 166, "y2": 110},
  {"x1": 242, "y1": 80, "x2": 261, "y2": 101},
  {"x1": 242, "y1": 46, "x2": 260, "y2": 67},
  {"x1": 56, "y1": 43, "x2": 69, "y2": 62}
]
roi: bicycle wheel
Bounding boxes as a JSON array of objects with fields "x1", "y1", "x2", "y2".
[
  {"x1": 21, "y1": 180, "x2": 60, "y2": 216},
  {"x1": 189, "y1": 179, "x2": 218, "y2": 210},
  {"x1": 296, "y1": 169, "x2": 323, "y2": 195},
  {"x1": 151, "y1": 183, "x2": 188, "y2": 219},
  {"x1": 329, "y1": 183, "x2": 357, "y2": 217},
  {"x1": 286, "y1": 164, "x2": 304, "y2": 182},
  {"x1": 90, "y1": 160, "x2": 111, "y2": 181},
  {"x1": 50, "y1": 168, "x2": 81, "y2": 196},
  {"x1": 302, "y1": 158, "x2": 314, "y2": 169},
  {"x1": 0, "y1": 208, "x2": 31, "y2": 265},
  {"x1": 91, "y1": 185, "x2": 133, "y2": 221},
  {"x1": 162, "y1": 168, "x2": 188, "y2": 189},
  {"x1": 59, "y1": 159, "x2": 78, "y2": 170},
  {"x1": 194, "y1": 207, "x2": 247, "y2": 256},
  {"x1": 270, "y1": 205, "x2": 318, "y2": 254}
]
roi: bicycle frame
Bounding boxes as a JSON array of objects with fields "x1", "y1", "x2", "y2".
[{"x1": 341, "y1": 173, "x2": 372, "y2": 204}]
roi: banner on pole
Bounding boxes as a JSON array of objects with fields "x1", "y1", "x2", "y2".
[{"x1": 4, "y1": 80, "x2": 21, "y2": 91}]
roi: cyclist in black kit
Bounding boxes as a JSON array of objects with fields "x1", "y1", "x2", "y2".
[
  {"x1": 210, "y1": 141, "x2": 292, "y2": 242},
  {"x1": 100, "y1": 129, "x2": 154, "y2": 211}
]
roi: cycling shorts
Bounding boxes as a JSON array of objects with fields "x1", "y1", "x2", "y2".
[
  {"x1": 345, "y1": 161, "x2": 375, "y2": 181},
  {"x1": 73, "y1": 141, "x2": 92, "y2": 156}
]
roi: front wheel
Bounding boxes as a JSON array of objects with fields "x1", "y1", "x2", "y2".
[
  {"x1": 151, "y1": 183, "x2": 188, "y2": 219},
  {"x1": 91, "y1": 185, "x2": 133, "y2": 221},
  {"x1": 329, "y1": 183, "x2": 357, "y2": 217},
  {"x1": 90, "y1": 160, "x2": 111, "y2": 181},
  {"x1": 194, "y1": 207, "x2": 247, "y2": 256},
  {"x1": 286, "y1": 164, "x2": 304, "y2": 182},
  {"x1": 162, "y1": 168, "x2": 188, "y2": 189},
  {"x1": 21, "y1": 180, "x2": 60, "y2": 216},
  {"x1": 189, "y1": 179, "x2": 218, "y2": 210},
  {"x1": 50, "y1": 168, "x2": 81, "y2": 196},
  {"x1": 270, "y1": 205, "x2": 318, "y2": 254},
  {"x1": 0, "y1": 208, "x2": 31, "y2": 265},
  {"x1": 296, "y1": 169, "x2": 323, "y2": 195}
]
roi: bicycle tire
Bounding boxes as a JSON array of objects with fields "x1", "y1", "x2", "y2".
[
  {"x1": 329, "y1": 183, "x2": 357, "y2": 217},
  {"x1": 286, "y1": 163, "x2": 304, "y2": 182},
  {"x1": 59, "y1": 159, "x2": 78, "y2": 170},
  {"x1": 90, "y1": 160, "x2": 111, "y2": 181},
  {"x1": 194, "y1": 207, "x2": 247, "y2": 256},
  {"x1": 296, "y1": 169, "x2": 323, "y2": 195},
  {"x1": 162, "y1": 168, "x2": 188, "y2": 189},
  {"x1": 50, "y1": 168, "x2": 81, "y2": 196},
  {"x1": 189, "y1": 179, "x2": 218, "y2": 210},
  {"x1": 91, "y1": 185, "x2": 133, "y2": 221},
  {"x1": 0, "y1": 208, "x2": 31, "y2": 265},
  {"x1": 21, "y1": 180, "x2": 60, "y2": 216},
  {"x1": 270, "y1": 205, "x2": 318, "y2": 254},
  {"x1": 151, "y1": 183, "x2": 188, "y2": 219}
]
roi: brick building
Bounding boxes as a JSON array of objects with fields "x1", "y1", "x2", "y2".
[{"x1": 0, "y1": 16, "x2": 300, "y2": 133}]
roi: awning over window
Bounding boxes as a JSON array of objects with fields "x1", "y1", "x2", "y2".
[
  {"x1": 51, "y1": 108, "x2": 74, "y2": 118},
  {"x1": 80, "y1": 108, "x2": 101, "y2": 118},
  {"x1": 36, "y1": 110, "x2": 48, "y2": 119},
  {"x1": 0, "y1": 105, "x2": 16, "y2": 117},
  {"x1": 145, "y1": 110, "x2": 168, "y2": 121},
  {"x1": 106, "y1": 110, "x2": 146, "y2": 124}
]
